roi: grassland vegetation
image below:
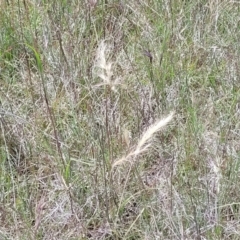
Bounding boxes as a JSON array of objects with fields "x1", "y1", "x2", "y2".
[{"x1": 0, "y1": 0, "x2": 239, "y2": 239}]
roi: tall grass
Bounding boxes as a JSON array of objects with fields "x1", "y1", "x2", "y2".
[{"x1": 0, "y1": 0, "x2": 239, "y2": 239}]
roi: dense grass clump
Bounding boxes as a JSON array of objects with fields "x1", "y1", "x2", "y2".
[{"x1": 0, "y1": 0, "x2": 239, "y2": 239}]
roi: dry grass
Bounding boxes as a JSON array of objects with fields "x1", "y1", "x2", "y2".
[{"x1": 0, "y1": 0, "x2": 240, "y2": 239}]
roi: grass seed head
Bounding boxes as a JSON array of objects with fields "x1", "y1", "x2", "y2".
[
  {"x1": 94, "y1": 41, "x2": 120, "y2": 92},
  {"x1": 112, "y1": 111, "x2": 174, "y2": 168}
]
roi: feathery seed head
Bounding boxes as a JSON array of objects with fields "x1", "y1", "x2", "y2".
[
  {"x1": 94, "y1": 41, "x2": 120, "y2": 92},
  {"x1": 112, "y1": 112, "x2": 174, "y2": 168}
]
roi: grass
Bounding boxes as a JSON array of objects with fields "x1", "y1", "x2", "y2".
[{"x1": 0, "y1": 0, "x2": 239, "y2": 239}]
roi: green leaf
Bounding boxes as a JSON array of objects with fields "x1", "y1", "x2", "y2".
[{"x1": 25, "y1": 43, "x2": 43, "y2": 73}]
